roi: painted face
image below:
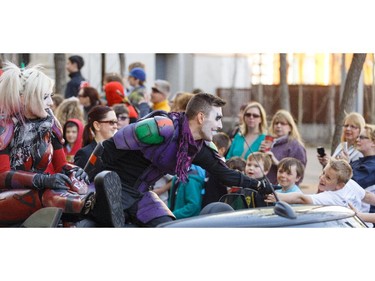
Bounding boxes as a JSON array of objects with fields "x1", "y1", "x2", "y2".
[
  {"x1": 65, "y1": 125, "x2": 78, "y2": 145},
  {"x1": 245, "y1": 159, "x2": 265, "y2": 179},
  {"x1": 201, "y1": 106, "x2": 223, "y2": 141},
  {"x1": 342, "y1": 122, "x2": 360, "y2": 145},
  {"x1": 27, "y1": 92, "x2": 53, "y2": 119},
  {"x1": 273, "y1": 118, "x2": 291, "y2": 138},
  {"x1": 277, "y1": 164, "x2": 300, "y2": 190},
  {"x1": 318, "y1": 166, "x2": 340, "y2": 192},
  {"x1": 44, "y1": 91, "x2": 53, "y2": 106},
  {"x1": 243, "y1": 107, "x2": 261, "y2": 131}
]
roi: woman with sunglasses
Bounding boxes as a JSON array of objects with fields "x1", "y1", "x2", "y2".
[
  {"x1": 226, "y1": 101, "x2": 268, "y2": 160},
  {"x1": 77, "y1": 86, "x2": 103, "y2": 123},
  {"x1": 317, "y1": 112, "x2": 365, "y2": 168},
  {"x1": 74, "y1": 105, "x2": 118, "y2": 178},
  {"x1": 262, "y1": 109, "x2": 307, "y2": 185}
]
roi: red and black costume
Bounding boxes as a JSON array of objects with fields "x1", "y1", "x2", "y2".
[{"x1": 0, "y1": 112, "x2": 92, "y2": 226}]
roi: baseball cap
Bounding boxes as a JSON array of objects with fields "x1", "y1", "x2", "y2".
[
  {"x1": 128, "y1": 67, "x2": 146, "y2": 82},
  {"x1": 152, "y1": 80, "x2": 170, "y2": 97}
]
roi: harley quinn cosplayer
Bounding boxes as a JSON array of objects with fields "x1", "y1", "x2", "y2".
[
  {"x1": 0, "y1": 62, "x2": 123, "y2": 227},
  {"x1": 89, "y1": 92, "x2": 272, "y2": 227}
]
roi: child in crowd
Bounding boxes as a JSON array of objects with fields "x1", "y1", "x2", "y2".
[
  {"x1": 242, "y1": 152, "x2": 274, "y2": 207},
  {"x1": 201, "y1": 132, "x2": 231, "y2": 208},
  {"x1": 227, "y1": 156, "x2": 246, "y2": 173},
  {"x1": 63, "y1": 119, "x2": 84, "y2": 164},
  {"x1": 245, "y1": 152, "x2": 272, "y2": 181},
  {"x1": 226, "y1": 156, "x2": 246, "y2": 192},
  {"x1": 168, "y1": 165, "x2": 205, "y2": 219},
  {"x1": 275, "y1": 157, "x2": 304, "y2": 193},
  {"x1": 265, "y1": 159, "x2": 375, "y2": 212}
]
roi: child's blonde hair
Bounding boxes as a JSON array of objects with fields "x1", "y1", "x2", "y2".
[
  {"x1": 327, "y1": 158, "x2": 353, "y2": 184},
  {"x1": 247, "y1": 152, "x2": 272, "y2": 173}
]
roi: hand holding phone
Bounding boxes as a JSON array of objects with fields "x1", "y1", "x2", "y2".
[
  {"x1": 317, "y1": 146, "x2": 326, "y2": 157},
  {"x1": 342, "y1": 142, "x2": 348, "y2": 154}
]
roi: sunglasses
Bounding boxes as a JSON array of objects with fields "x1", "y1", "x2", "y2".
[
  {"x1": 358, "y1": 135, "x2": 370, "y2": 140},
  {"x1": 98, "y1": 120, "x2": 118, "y2": 126},
  {"x1": 343, "y1": 124, "x2": 359, "y2": 130},
  {"x1": 117, "y1": 116, "x2": 129, "y2": 121},
  {"x1": 244, "y1": 113, "x2": 260, "y2": 118}
]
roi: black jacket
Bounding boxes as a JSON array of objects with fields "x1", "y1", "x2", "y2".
[{"x1": 65, "y1": 71, "x2": 86, "y2": 98}]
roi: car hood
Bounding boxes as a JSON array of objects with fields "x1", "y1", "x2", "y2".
[{"x1": 158, "y1": 205, "x2": 367, "y2": 228}]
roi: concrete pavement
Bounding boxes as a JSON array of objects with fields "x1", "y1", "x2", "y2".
[{"x1": 299, "y1": 145, "x2": 331, "y2": 194}]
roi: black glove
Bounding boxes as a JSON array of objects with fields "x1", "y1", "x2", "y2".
[
  {"x1": 257, "y1": 179, "x2": 274, "y2": 197},
  {"x1": 63, "y1": 166, "x2": 90, "y2": 184},
  {"x1": 32, "y1": 173, "x2": 71, "y2": 190}
]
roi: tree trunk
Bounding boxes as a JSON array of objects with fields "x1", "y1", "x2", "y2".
[
  {"x1": 119, "y1": 53, "x2": 126, "y2": 77},
  {"x1": 54, "y1": 54, "x2": 66, "y2": 95},
  {"x1": 331, "y1": 53, "x2": 367, "y2": 153},
  {"x1": 101, "y1": 53, "x2": 106, "y2": 87},
  {"x1": 279, "y1": 53, "x2": 290, "y2": 111}
]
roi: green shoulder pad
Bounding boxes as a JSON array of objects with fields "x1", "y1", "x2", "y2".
[{"x1": 135, "y1": 118, "x2": 165, "y2": 145}]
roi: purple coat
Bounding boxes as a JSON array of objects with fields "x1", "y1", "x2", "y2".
[{"x1": 267, "y1": 136, "x2": 307, "y2": 185}]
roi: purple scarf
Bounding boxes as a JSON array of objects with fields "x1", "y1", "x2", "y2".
[{"x1": 172, "y1": 113, "x2": 203, "y2": 183}]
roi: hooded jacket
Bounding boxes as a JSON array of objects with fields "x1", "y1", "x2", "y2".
[{"x1": 63, "y1": 118, "x2": 84, "y2": 163}]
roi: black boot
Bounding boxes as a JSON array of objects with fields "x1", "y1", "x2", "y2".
[{"x1": 91, "y1": 171, "x2": 125, "y2": 227}]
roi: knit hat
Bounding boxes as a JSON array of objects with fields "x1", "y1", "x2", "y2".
[
  {"x1": 152, "y1": 80, "x2": 170, "y2": 97},
  {"x1": 104, "y1": 81, "x2": 125, "y2": 106},
  {"x1": 128, "y1": 67, "x2": 146, "y2": 82},
  {"x1": 68, "y1": 55, "x2": 84, "y2": 70}
]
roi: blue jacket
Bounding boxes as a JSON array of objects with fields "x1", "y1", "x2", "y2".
[
  {"x1": 168, "y1": 165, "x2": 206, "y2": 219},
  {"x1": 351, "y1": 155, "x2": 375, "y2": 188}
]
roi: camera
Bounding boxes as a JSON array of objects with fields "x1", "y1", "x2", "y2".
[{"x1": 317, "y1": 147, "x2": 326, "y2": 157}]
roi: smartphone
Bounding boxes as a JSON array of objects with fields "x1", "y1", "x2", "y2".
[
  {"x1": 342, "y1": 142, "x2": 348, "y2": 154},
  {"x1": 317, "y1": 146, "x2": 326, "y2": 157}
]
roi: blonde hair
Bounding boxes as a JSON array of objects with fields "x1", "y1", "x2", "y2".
[
  {"x1": 327, "y1": 158, "x2": 353, "y2": 184},
  {"x1": 269, "y1": 109, "x2": 304, "y2": 145},
  {"x1": 0, "y1": 61, "x2": 53, "y2": 120},
  {"x1": 171, "y1": 92, "x2": 194, "y2": 112},
  {"x1": 247, "y1": 152, "x2": 272, "y2": 172},
  {"x1": 341, "y1": 112, "x2": 366, "y2": 142},
  {"x1": 240, "y1": 101, "x2": 268, "y2": 135},
  {"x1": 364, "y1": 124, "x2": 375, "y2": 142},
  {"x1": 55, "y1": 97, "x2": 84, "y2": 128}
]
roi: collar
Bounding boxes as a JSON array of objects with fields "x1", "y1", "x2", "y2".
[{"x1": 153, "y1": 100, "x2": 170, "y2": 111}]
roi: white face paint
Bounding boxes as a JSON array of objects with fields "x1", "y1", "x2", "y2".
[
  {"x1": 25, "y1": 92, "x2": 53, "y2": 119},
  {"x1": 201, "y1": 106, "x2": 223, "y2": 141}
]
